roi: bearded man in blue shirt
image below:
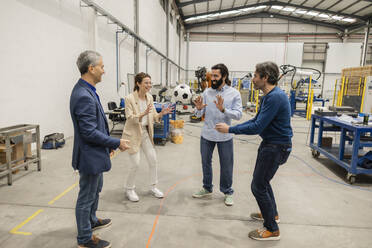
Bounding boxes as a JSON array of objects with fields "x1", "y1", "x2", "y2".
[
  {"x1": 192, "y1": 63, "x2": 242, "y2": 206},
  {"x1": 215, "y1": 62, "x2": 293, "y2": 241}
]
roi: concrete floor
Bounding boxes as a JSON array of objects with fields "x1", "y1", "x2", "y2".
[{"x1": 1, "y1": 113, "x2": 372, "y2": 248}]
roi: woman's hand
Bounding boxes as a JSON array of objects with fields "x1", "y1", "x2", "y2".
[
  {"x1": 160, "y1": 105, "x2": 174, "y2": 116},
  {"x1": 140, "y1": 104, "x2": 152, "y2": 118}
]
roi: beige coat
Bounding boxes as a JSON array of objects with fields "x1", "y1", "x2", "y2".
[{"x1": 122, "y1": 91, "x2": 161, "y2": 154}]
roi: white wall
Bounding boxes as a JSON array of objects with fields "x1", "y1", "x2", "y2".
[
  {"x1": 189, "y1": 41, "x2": 303, "y2": 72},
  {"x1": 138, "y1": 0, "x2": 166, "y2": 55},
  {"x1": 0, "y1": 0, "x2": 184, "y2": 139},
  {"x1": 286, "y1": 43, "x2": 303, "y2": 67},
  {"x1": 325, "y1": 43, "x2": 362, "y2": 73},
  {"x1": 321, "y1": 43, "x2": 363, "y2": 99}
]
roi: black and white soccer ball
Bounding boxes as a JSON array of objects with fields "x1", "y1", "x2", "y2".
[{"x1": 172, "y1": 84, "x2": 193, "y2": 104}]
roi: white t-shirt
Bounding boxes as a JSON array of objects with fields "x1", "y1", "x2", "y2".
[{"x1": 139, "y1": 98, "x2": 148, "y2": 126}]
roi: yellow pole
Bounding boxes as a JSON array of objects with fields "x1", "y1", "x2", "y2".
[
  {"x1": 255, "y1": 90, "x2": 259, "y2": 113},
  {"x1": 360, "y1": 77, "x2": 367, "y2": 113},
  {"x1": 344, "y1": 77, "x2": 349, "y2": 96},
  {"x1": 306, "y1": 76, "x2": 312, "y2": 119},
  {"x1": 332, "y1": 79, "x2": 338, "y2": 106},
  {"x1": 293, "y1": 80, "x2": 297, "y2": 89},
  {"x1": 307, "y1": 89, "x2": 314, "y2": 120},
  {"x1": 358, "y1": 77, "x2": 362, "y2": 96},
  {"x1": 339, "y1": 76, "x2": 345, "y2": 106},
  {"x1": 250, "y1": 81, "x2": 254, "y2": 102},
  {"x1": 238, "y1": 79, "x2": 242, "y2": 91}
]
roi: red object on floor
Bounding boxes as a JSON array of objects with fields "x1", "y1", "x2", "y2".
[{"x1": 183, "y1": 105, "x2": 188, "y2": 110}]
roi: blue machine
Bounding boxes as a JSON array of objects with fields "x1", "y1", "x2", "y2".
[
  {"x1": 153, "y1": 102, "x2": 176, "y2": 145},
  {"x1": 310, "y1": 114, "x2": 372, "y2": 184},
  {"x1": 290, "y1": 90, "x2": 329, "y2": 117},
  {"x1": 279, "y1": 64, "x2": 327, "y2": 117}
]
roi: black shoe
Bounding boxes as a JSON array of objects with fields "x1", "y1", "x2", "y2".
[
  {"x1": 78, "y1": 235, "x2": 111, "y2": 248},
  {"x1": 91, "y1": 218, "x2": 112, "y2": 231}
]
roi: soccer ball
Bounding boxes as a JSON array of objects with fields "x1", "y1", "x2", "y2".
[{"x1": 172, "y1": 84, "x2": 193, "y2": 104}]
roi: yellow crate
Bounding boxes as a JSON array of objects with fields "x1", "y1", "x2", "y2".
[
  {"x1": 171, "y1": 135, "x2": 183, "y2": 144},
  {"x1": 170, "y1": 120, "x2": 184, "y2": 129}
]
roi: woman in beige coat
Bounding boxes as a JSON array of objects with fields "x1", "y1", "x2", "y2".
[{"x1": 122, "y1": 72, "x2": 173, "y2": 202}]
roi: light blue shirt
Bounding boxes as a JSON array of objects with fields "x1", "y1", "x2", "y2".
[{"x1": 195, "y1": 85, "x2": 242, "y2": 142}]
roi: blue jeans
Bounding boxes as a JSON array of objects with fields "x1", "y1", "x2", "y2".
[
  {"x1": 251, "y1": 141, "x2": 291, "y2": 232},
  {"x1": 200, "y1": 136, "x2": 234, "y2": 195},
  {"x1": 76, "y1": 173, "x2": 103, "y2": 244}
]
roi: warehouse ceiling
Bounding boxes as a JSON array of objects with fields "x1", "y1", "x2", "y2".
[{"x1": 175, "y1": 0, "x2": 372, "y2": 32}]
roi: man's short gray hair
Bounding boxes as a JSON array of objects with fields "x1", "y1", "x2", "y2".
[{"x1": 76, "y1": 50, "x2": 101, "y2": 75}]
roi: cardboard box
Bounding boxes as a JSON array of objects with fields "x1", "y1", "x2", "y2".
[
  {"x1": 0, "y1": 142, "x2": 31, "y2": 168},
  {"x1": 322, "y1": 137, "x2": 333, "y2": 148}
]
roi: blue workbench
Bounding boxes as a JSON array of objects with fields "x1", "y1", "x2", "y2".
[{"x1": 309, "y1": 114, "x2": 372, "y2": 184}]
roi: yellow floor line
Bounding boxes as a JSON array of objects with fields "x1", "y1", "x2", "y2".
[
  {"x1": 10, "y1": 149, "x2": 123, "y2": 235},
  {"x1": 48, "y1": 182, "x2": 78, "y2": 205},
  {"x1": 9, "y1": 209, "x2": 44, "y2": 235}
]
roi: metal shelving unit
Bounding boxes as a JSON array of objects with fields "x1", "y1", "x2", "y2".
[{"x1": 0, "y1": 124, "x2": 41, "y2": 185}]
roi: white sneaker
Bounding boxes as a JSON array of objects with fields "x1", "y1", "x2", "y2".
[
  {"x1": 126, "y1": 189, "x2": 139, "y2": 202},
  {"x1": 151, "y1": 188, "x2": 164, "y2": 198}
]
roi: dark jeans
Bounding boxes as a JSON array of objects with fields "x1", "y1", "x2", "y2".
[
  {"x1": 200, "y1": 136, "x2": 234, "y2": 195},
  {"x1": 251, "y1": 141, "x2": 291, "y2": 232},
  {"x1": 76, "y1": 173, "x2": 103, "y2": 244}
]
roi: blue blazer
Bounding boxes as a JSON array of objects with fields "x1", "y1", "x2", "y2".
[{"x1": 70, "y1": 79, "x2": 120, "y2": 175}]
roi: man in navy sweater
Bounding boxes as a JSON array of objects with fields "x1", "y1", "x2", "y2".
[{"x1": 215, "y1": 61, "x2": 292, "y2": 241}]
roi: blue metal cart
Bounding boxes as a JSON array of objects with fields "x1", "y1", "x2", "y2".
[
  {"x1": 309, "y1": 114, "x2": 372, "y2": 184},
  {"x1": 153, "y1": 102, "x2": 176, "y2": 145}
]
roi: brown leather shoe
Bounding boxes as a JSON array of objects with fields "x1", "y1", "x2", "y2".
[{"x1": 248, "y1": 228, "x2": 280, "y2": 241}]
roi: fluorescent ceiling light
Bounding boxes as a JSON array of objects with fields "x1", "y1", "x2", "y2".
[
  {"x1": 318, "y1": 13, "x2": 330, "y2": 19},
  {"x1": 219, "y1": 10, "x2": 240, "y2": 16},
  {"x1": 271, "y1": 6, "x2": 283, "y2": 10},
  {"x1": 240, "y1": 7, "x2": 254, "y2": 12},
  {"x1": 306, "y1": 11, "x2": 319, "y2": 16},
  {"x1": 295, "y1": 9, "x2": 307, "y2": 14},
  {"x1": 343, "y1": 18, "x2": 356, "y2": 23},
  {"x1": 255, "y1": 5, "x2": 266, "y2": 9},
  {"x1": 282, "y1": 7, "x2": 295, "y2": 12},
  {"x1": 332, "y1": 15, "x2": 343, "y2": 20}
]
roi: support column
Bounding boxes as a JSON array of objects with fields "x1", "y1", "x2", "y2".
[
  {"x1": 186, "y1": 32, "x2": 190, "y2": 84},
  {"x1": 361, "y1": 20, "x2": 371, "y2": 66},
  {"x1": 165, "y1": 0, "x2": 170, "y2": 86},
  {"x1": 178, "y1": 29, "x2": 181, "y2": 82},
  {"x1": 134, "y1": 0, "x2": 139, "y2": 73}
]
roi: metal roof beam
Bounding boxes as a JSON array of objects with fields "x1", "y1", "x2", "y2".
[
  {"x1": 177, "y1": 0, "x2": 213, "y2": 8},
  {"x1": 174, "y1": 0, "x2": 185, "y2": 20},
  {"x1": 81, "y1": 0, "x2": 185, "y2": 70},
  {"x1": 185, "y1": 11, "x2": 345, "y2": 31},
  {"x1": 183, "y1": 0, "x2": 366, "y2": 21},
  {"x1": 346, "y1": 21, "x2": 372, "y2": 34}
]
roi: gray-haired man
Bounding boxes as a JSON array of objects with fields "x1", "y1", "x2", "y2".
[{"x1": 70, "y1": 50, "x2": 130, "y2": 248}]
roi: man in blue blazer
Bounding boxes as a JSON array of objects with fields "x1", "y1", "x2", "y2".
[{"x1": 70, "y1": 50, "x2": 129, "y2": 248}]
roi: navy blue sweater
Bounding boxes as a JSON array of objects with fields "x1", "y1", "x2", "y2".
[{"x1": 229, "y1": 87, "x2": 293, "y2": 144}]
